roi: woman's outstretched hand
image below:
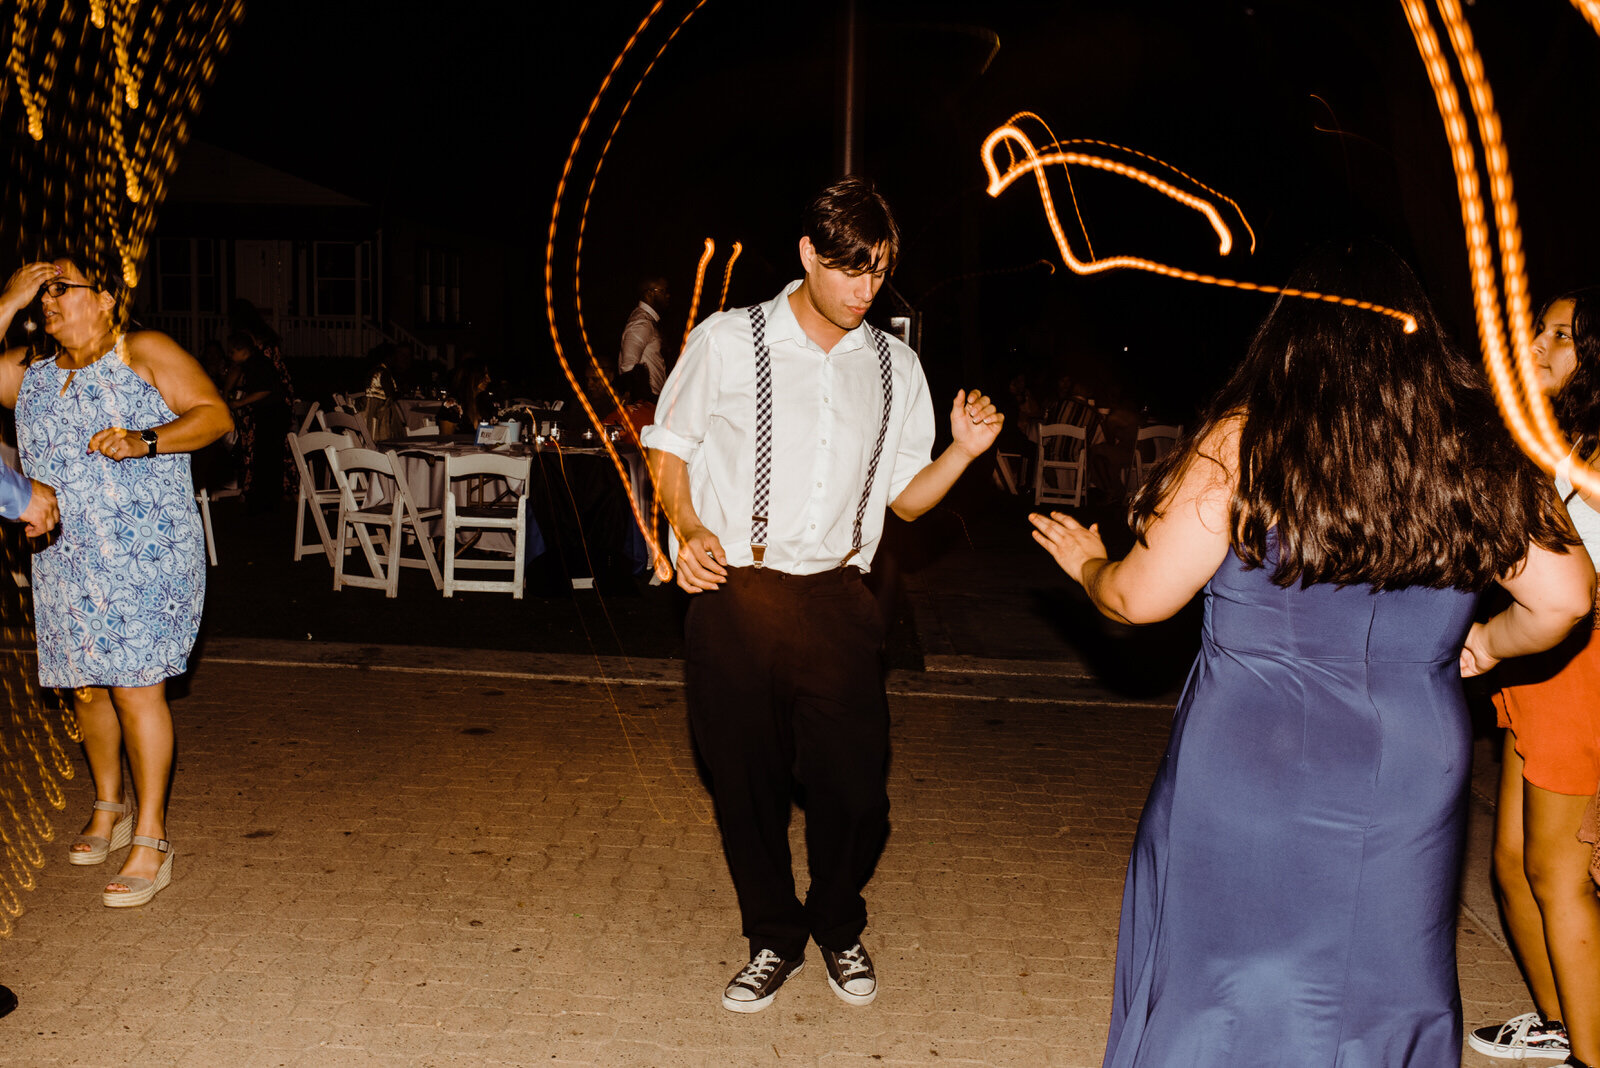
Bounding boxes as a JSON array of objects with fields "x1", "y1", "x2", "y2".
[{"x1": 1029, "y1": 510, "x2": 1107, "y2": 586}]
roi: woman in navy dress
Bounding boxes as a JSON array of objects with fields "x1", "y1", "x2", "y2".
[
  {"x1": 0, "y1": 257, "x2": 232, "y2": 907},
  {"x1": 1031, "y1": 243, "x2": 1595, "y2": 1066}
]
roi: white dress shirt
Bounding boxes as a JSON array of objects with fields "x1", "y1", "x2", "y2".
[
  {"x1": 618, "y1": 301, "x2": 665, "y2": 395},
  {"x1": 643, "y1": 279, "x2": 935, "y2": 575}
]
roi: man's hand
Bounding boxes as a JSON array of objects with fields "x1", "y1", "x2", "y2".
[
  {"x1": 949, "y1": 389, "x2": 1002, "y2": 458},
  {"x1": 19, "y1": 479, "x2": 58, "y2": 537},
  {"x1": 675, "y1": 525, "x2": 729, "y2": 593}
]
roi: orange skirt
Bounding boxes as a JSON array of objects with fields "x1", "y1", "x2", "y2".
[{"x1": 1494, "y1": 618, "x2": 1600, "y2": 797}]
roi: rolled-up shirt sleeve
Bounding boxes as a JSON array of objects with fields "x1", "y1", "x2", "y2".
[
  {"x1": 0, "y1": 465, "x2": 31, "y2": 521},
  {"x1": 641, "y1": 320, "x2": 722, "y2": 462}
]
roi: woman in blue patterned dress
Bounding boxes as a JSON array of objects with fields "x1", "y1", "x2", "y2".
[{"x1": 0, "y1": 258, "x2": 232, "y2": 907}]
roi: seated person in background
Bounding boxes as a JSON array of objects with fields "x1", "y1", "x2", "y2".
[{"x1": 439, "y1": 360, "x2": 493, "y2": 435}]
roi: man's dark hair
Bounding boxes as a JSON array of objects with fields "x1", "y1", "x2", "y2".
[{"x1": 801, "y1": 175, "x2": 899, "y2": 274}]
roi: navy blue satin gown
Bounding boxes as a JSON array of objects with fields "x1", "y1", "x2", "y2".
[{"x1": 1104, "y1": 548, "x2": 1476, "y2": 1068}]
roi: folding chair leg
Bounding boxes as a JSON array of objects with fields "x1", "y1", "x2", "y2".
[
  {"x1": 444, "y1": 524, "x2": 456, "y2": 598},
  {"x1": 197, "y1": 490, "x2": 218, "y2": 567},
  {"x1": 384, "y1": 515, "x2": 402, "y2": 598},
  {"x1": 512, "y1": 501, "x2": 527, "y2": 600}
]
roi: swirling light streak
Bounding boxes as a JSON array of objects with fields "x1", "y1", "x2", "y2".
[
  {"x1": 680, "y1": 237, "x2": 716, "y2": 356},
  {"x1": 716, "y1": 240, "x2": 743, "y2": 313},
  {"x1": 1397, "y1": 0, "x2": 1589, "y2": 488},
  {"x1": 982, "y1": 121, "x2": 1418, "y2": 332},
  {"x1": 544, "y1": 2, "x2": 715, "y2": 581},
  {"x1": 1571, "y1": 0, "x2": 1600, "y2": 37}
]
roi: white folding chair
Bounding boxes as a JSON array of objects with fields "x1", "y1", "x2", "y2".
[
  {"x1": 319, "y1": 410, "x2": 375, "y2": 450},
  {"x1": 993, "y1": 452, "x2": 1028, "y2": 495},
  {"x1": 405, "y1": 424, "x2": 441, "y2": 437},
  {"x1": 1034, "y1": 422, "x2": 1089, "y2": 507},
  {"x1": 324, "y1": 446, "x2": 442, "y2": 597},
  {"x1": 298, "y1": 400, "x2": 323, "y2": 435},
  {"x1": 442, "y1": 452, "x2": 532, "y2": 599},
  {"x1": 289, "y1": 430, "x2": 355, "y2": 564},
  {"x1": 1128, "y1": 424, "x2": 1182, "y2": 491}
]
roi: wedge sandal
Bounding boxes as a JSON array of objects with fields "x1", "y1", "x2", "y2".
[
  {"x1": 101, "y1": 836, "x2": 172, "y2": 908},
  {"x1": 67, "y1": 798, "x2": 134, "y2": 866}
]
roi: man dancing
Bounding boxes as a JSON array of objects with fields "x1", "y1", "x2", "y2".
[{"x1": 643, "y1": 176, "x2": 1002, "y2": 1012}]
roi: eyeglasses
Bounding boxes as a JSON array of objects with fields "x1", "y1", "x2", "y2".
[{"x1": 40, "y1": 280, "x2": 96, "y2": 299}]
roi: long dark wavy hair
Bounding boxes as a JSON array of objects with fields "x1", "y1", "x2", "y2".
[
  {"x1": 1129, "y1": 240, "x2": 1574, "y2": 590},
  {"x1": 1546, "y1": 287, "x2": 1600, "y2": 464}
]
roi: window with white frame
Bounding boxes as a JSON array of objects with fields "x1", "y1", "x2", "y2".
[
  {"x1": 416, "y1": 248, "x2": 460, "y2": 326},
  {"x1": 155, "y1": 238, "x2": 220, "y2": 313},
  {"x1": 313, "y1": 241, "x2": 372, "y2": 317}
]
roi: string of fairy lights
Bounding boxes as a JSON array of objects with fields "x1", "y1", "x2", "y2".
[{"x1": 0, "y1": 0, "x2": 243, "y2": 934}]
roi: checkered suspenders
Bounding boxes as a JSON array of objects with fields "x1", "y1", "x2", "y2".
[{"x1": 747, "y1": 304, "x2": 894, "y2": 568}]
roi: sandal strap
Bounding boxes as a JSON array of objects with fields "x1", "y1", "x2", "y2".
[
  {"x1": 93, "y1": 799, "x2": 129, "y2": 814},
  {"x1": 130, "y1": 835, "x2": 169, "y2": 852}
]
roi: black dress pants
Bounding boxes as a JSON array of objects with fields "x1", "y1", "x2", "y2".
[{"x1": 685, "y1": 565, "x2": 890, "y2": 959}]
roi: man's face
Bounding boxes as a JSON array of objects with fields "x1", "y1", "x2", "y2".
[{"x1": 798, "y1": 238, "x2": 888, "y2": 334}]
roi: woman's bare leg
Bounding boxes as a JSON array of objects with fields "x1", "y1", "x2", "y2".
[
  {"x1": 1493, "y1": 732, "x2": 1564, "y2": 1017},
  {"x1": 102, "y1": 682, "x2": 173, "y2": 890},
  {"x1": 68, "y1": 687, "x2": 127, "y2": 855},
  {"x1": 1524, "y1": 780, "x2": 1600, "y2": 1063}
]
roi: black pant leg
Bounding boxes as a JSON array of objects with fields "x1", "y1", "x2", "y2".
[
  {"x1": 685, "y1": 569, "x2": 808, "y2": 958},
  {"x1": 790, "y1": 571, "x2": 890, "y2": 951}
]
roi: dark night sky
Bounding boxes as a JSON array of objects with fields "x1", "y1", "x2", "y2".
[{"x1": 189, "y1": 0, "x2": 1600, "y2": 414}]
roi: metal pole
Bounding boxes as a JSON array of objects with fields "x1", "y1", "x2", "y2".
[{"x1": 838, "y1": 0, "x2": 861, "y2": 176}]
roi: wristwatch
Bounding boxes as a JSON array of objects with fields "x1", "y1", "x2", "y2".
[{"x1": 140, "y1": 428, "x2": 159, "y2": 456}]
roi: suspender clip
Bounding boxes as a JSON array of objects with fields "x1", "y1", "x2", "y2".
[{"x1": 751, "y1": 543, "x2": 766, "y2": 568}]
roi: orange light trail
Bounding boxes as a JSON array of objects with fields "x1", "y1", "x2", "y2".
[
  {"x1": 680, "y1": 238, "x2": 716, "y2": 356},
  {"x1": 1571, "y1": 0, "x2": 1600, "y2": 37},
  {"x1": 1397, "y1": 0, "x2": 1600, "y2": 494},
  {"x1": 716, "y1": 240, "x2": 743, "y2": 313},
  {"x1": 545, "y1": 1, "x2": 713, "y2": 581},
  {"x1": 982, "y1": 120, "x2": 1418, "y2": 333}
]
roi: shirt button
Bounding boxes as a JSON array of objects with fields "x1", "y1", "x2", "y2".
[
  {"x1": 823, "y1": 396, "x2": 830, "y2": 404},
  {"x1": 821, "y1": 438, "x2": 827, "y2": 445},
  {"x1": 810, "y1": 523, "x2": 816, "y2": 530},
  {"x1": 816, "y1": 482, "x2": 823, "y2": 488}
]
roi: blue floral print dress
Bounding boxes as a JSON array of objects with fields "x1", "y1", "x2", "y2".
[{"x1": 16, "y1": 336, "x2": 205, "y2": 687}]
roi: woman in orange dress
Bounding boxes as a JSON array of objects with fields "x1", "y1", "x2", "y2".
[{"x1": 1471, "y1": 289, "x2": 1600, "y2": 1067}]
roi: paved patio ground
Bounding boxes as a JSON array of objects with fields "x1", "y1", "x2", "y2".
[{"x1": 0, "y1": 638, "x2": 1537, "y2": 1066}]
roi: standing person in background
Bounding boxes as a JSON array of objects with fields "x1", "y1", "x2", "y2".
[
  {"x1": 223, "y1": 331, "x2": 291, "y2": 513},
  {"x1": 1030, "y1": 242, "x2": 1593, "y2": 1067},
  {"x1": 619, "y1": 276, "x2": 669, "y2": 401},
  {"x1": 1470, "y1": 289, "x2": 1600, "y2": 1068},
  {"x1": 0, "y1": 256, "x2": 233, "y2": 909},
  {"x1": 644, "y1": 176, "x2": 1002, "y2": 1013},
  {"x1": 229, "y1": 298, "x2": 297, "y2": 493}
]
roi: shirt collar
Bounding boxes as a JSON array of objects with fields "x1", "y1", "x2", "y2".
[
  {"x1": 763, "y1": 279, "x2": 870, "y2": 355},
  {"x1": 636, "y1": 301, "x2": 660, "y2": 322}
]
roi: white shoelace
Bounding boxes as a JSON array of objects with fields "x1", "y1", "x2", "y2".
[
  {"x1": 733, "y1": 949, "x2": 784, "y2": 990},
  {"x1": 1494, "y1": 1012, "x2": 1565, "y2": 1047},
  {"x1": 834, "y1": 944, "x2": 870, "y2": 979}
]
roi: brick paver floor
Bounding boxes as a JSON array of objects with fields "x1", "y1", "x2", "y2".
[{"x1": 0, "y1": 640, "x2": 1536, "y2": 1066}]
